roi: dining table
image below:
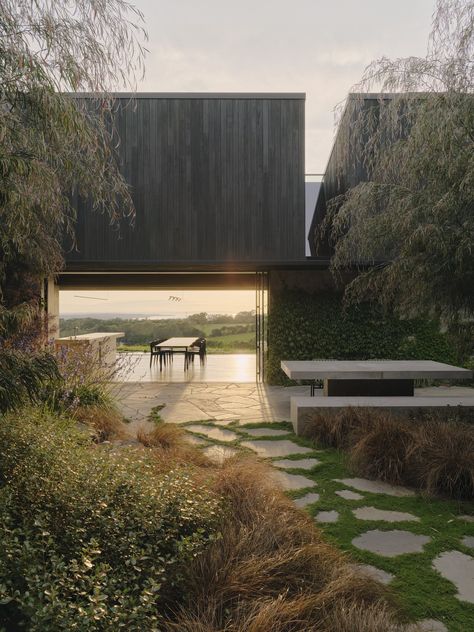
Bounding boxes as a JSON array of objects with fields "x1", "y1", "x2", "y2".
[{"x1": 156, "y1": 337, "x2": 200, "y2": 370}]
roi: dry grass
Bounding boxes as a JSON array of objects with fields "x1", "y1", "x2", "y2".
[
  {"x1": 302, "y1": 407, "x2": 379, "y2": 450},
  {"x1": 410, "y1": 418, "x2": 474, "y2": 499},
  {"x1": 303, "y1": 407, "x2": 474, "y2": 499},
  {"x1": 73, "y1": 404, "x2": 126, "y2": 441},
  {"x1": 163, "y1": 457, "x2": 402, "y2": 632},
  {"x1": 136, "y1": 423, "x2": 213, "y2": 470},
  {"x1": 350, "y1": 418, "x2": 418, "y2": 485},
  {"x1": 136, "y1": 422, "x2": 185, "y2": 449}
]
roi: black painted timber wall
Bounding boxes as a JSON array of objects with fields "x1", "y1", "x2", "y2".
[
  {"x1": 308, "y1": 93, "x2": 407, "y2": 257},
  {"x1": 66, "y1": 93, "x2": 305, "y2": 270}
]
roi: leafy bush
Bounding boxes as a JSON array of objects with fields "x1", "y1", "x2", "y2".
[
  {"x1": 267, "y1": 290, "x2": 456, "y2": 384},
  {"x1": 0, "y1": 408, "x2": 221, "y2": 631}
]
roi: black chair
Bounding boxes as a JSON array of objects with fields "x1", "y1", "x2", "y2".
[
  {"x1": 149, "y1": 339, "x2": 171, "y2": 370},
  {"x1": 186, "y1": 338, "x2": 207, "y2": 368}
]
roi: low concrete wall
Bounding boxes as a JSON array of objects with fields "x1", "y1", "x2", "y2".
[{"x1": 291, "y1": 396, "x2": 474, "y2": 435}]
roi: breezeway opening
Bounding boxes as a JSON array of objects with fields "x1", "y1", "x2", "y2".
[{"x1": 57, "y1": 283, "x2": 266, "y2": 383}]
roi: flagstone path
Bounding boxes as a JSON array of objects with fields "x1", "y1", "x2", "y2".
[
  {"x1": 116, "y1": 382, "x2": 474, "y2": 632},
  {"x1": 178, "y1": 417, "x2": 474, "y2": 632}
]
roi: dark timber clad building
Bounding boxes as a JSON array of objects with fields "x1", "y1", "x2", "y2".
[
  {"x1": 65, "y1": 93, "x2": 307, "y2": 271},
  {"x1": 51, "y1": 92, "x2": 332, "y2": 378}
]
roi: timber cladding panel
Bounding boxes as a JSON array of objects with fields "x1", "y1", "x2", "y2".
[{"x1": 66, "y1": 93, "x2": 305, "y2": 269}]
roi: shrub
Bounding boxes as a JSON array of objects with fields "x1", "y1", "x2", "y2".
[
  {"x1": 136, "y1": 423, "x2": 213, "y2": 471},
  {"x1": 0, "y1": 348, "x2": 59, "y2": 413},
  {"x1": 0, "y1": 408, "x2": 221, "y2": 631},
  {"x1": 349, "y1": 418, "x2": 418, "y2": 486},
  {"x1": 302, "y1": 407, "x2": 379, "y2": 450}
]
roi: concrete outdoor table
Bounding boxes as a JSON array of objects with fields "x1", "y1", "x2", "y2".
[{"x1": 280, "y1": 360, "x2": 473, "y2": 397}]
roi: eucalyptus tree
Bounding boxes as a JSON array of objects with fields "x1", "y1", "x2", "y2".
[{"x1": 318, "y1": 1, "x2": 474, "y2": 330}]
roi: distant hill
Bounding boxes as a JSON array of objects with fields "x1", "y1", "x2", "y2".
[{"x1": 59, "y1": 312, "x2": 256, "y2": 354}]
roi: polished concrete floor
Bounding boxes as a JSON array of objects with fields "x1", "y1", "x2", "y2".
[{"x1": 115, "y1": 352, "x2": 256, "y2": 383}]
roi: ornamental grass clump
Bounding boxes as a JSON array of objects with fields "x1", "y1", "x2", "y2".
[
  {"x1": 349, "y1": 417, "x2": 418, "y2": 486},
  {"x1": 0, "y1": 407, "x2": 221, "y2": 632},
  {"x1": 165, "y1": 457, "x2": 402, "y2": 632},
  {"x1": 303, "y1": 408, "x2": 474, "y2": 499},
  {"x1": 410, "y1": 418, "x2": 474, "y2": 499},
  {"x1": 137, "y1": 423, "x2": 213, "y2": 470}
]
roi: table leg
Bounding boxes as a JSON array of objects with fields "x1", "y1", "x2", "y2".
[{"x1": 324, "y1": 379, "x2": 414, "y2": 397}]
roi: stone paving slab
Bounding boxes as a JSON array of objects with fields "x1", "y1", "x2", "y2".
[
  {"x1": 242, "y1": 428, "x2": 291, "y2": 437},
  {"x1": 315, "y1": 510, "x2": 339, "y2": 523},
  {"x1": 293, "y1": 492, "x2": 320, "y2": 508},
  {"x1": 353, "y1": 506, "x2": 420, "y2": 523},
  {"x1": 336, "y1": 489, "x2": 364, "y2": 501},
  {"x1": 407, "y1": 620, "x2": 448, "y2": 632},
  {"x1": 273, "y1": 458, "x2": 320, "y2": 470},
  {"x1": 335, "y1": 477, "x2": 415, "y2": 497},
  {"x1": 183, "y1": 435, "x2": 208, "y2": 446},
  {"x1": 458, "y1": 515, "x2": 474, "y2": 523},
  {"x1": 461, "y1": 536, "x2": 474, "y2": 549},
  {"x1": 352, "y1": 530, "x2": 430, "y2": 557},
  {"x1": 241, "y1": 439, "x2": 314, "y2": 458},
  {"x1": 185, "y1": 424, "x2": 239, "y2": 442},
  {"x1": 269, "y1": 470, "x2": 317, "y2": 491},
  {"x1": 433, "y1": 551, "x2": 474, "y2": 604},
  {"x1": 351, "y1": 563, "x2": 395, "y2": 585}
]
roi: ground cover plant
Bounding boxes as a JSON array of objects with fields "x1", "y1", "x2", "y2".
[
  {"x1": 301, "y1": 408, "x2": 474, "y2": 499},
  {"x1": 135, "y1": 422, "x2": 404, "y2": 632},
  {"x1": 0, "y1": 408, "x2": 221, "y2": 631}
]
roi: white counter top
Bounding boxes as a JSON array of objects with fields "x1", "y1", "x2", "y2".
[{"x1": 57, "y1": 332, "x2": 124, "y2": 342}]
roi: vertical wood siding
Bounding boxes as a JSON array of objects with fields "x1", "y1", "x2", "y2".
[{"x1": 66, "y1": 94, "x2": 305, "y2": 267}]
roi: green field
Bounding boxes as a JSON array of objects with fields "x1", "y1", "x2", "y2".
[
  {"x1": 118, "y1": 330, "x2": 255, "y2": 355},
  {"x1": 61, "y1": 314, "x2": 256, "y2": 355}
]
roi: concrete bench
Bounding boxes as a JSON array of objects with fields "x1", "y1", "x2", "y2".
[{"x1": 291, "y1": 396, "x2": 474, "y2": 435}]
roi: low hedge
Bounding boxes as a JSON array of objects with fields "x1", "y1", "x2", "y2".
[
  {"x1": 0, "y1": 408, "x2": 221, "y2": 631},
  {"x1": 267, "y1": 290, "x2": 456, "y2": 384}
]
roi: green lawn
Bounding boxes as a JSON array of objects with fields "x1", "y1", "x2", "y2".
[{"x1": 181, "y1": 419, "x2": 474, "y2": 632}]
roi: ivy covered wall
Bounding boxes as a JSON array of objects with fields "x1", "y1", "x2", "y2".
[{"x1": 267, "y1": 290, "x2": 456, "y2": 385}]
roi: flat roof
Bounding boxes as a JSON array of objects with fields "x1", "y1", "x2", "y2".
[{"x1": 66, "y1": 92, "x2": 306, "y2": 100}]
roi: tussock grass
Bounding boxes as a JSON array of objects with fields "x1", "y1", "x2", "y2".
[
  {"x1": 73, "y1": 404, "x2": 126, "y2": 441},
  {"x1": 306, "y1": 407, "x2": 380, "y2": 449},
  {"x1": 350, "y1": 418, "x2": 418, "y2": 486},
  {"x1": 410, "y1": 418, "x2": 474, "y2": 499},
  {"x1": 137, "y1": 421, "x2": 184, "y2": 448},
  {"x1": 137, "y1": 423, "x2": 213, "y2": 470},
  {"x1": 303, "y1": 408, "x2": 474, "y2": 499},
  {"x1": 164, "y1": 457, "x2": 402, "y2": 632}
]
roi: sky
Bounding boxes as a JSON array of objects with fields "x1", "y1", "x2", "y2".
[{"x1": 61, "y1": 0, "x2": 435, "y2": 317}]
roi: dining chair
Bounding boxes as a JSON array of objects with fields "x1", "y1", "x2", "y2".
[
  {"x1": 149, "y1": 339, "x2": 171, "y2": 369},
  {"x1": 186, "y1": 338, "x2": 207, "y2": 367}
]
